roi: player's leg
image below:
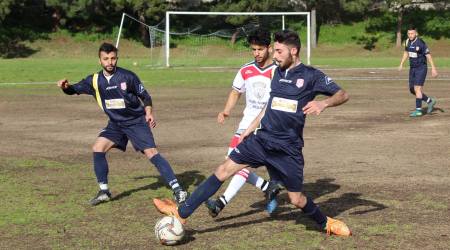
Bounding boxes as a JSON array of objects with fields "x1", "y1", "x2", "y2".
[
  {"x1": 206, "y1": 131, "x2": 272, "y2": 217},
  {"x1": 154, "y1": 133, "x2": 266, "y2": 223},
  {"x1": 415, "y1": 66, "x2": 436, "y2": 114},
  {"x1": 409, "y1": 68, "x2": 422, "y2": 117},
  {"x1": 288, "y1": 191, "x2": 351, "y2": 236},
  {"x1": 154, "y1": 158, "x2": 248, "y2": 224},
  {"x1": 125, "y1": 121, "x2": 189, "y2": 204},
  {"x1": 89, "y1": 122, "x2": 128, "y2": 205},
  {"x1": 269, "y1": 150, "x2": 351, "y2": 236},
  {"x1": 264, "y1": 166, "x2": 284, "y2": 214},
  {"x1": 205, "y1": 168, "x2": 250, "y2": 217}
]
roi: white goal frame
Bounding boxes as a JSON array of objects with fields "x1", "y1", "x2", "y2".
[{"x1": 165, "y1": 11, "x2": 311, "y2": 67}]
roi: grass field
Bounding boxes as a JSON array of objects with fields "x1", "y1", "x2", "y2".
[
  {"x1": 1, "y1": 60, "x2": 449, "y2": 249},
  {"x1": 1, "y1": 35, "x2": 449, "y2": 248}
]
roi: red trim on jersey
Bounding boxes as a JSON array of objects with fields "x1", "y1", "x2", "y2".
[{"x1": 240, "y1": 64, "x2": 273, "y2": 81}]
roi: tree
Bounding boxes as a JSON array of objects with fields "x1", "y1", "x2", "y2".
[
  {"x1": 0, "y1": 0, "x2": 15, "y2": 22},
  {"x1": 385, "y1": 0, "x2": 414, "y2": 47}
]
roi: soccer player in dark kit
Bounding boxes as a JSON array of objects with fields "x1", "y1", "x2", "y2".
[
  {"x1": 399, "y1": 26, "x2": 438, "y2": 117},
  {"x1": 57, "y1": 43, "x2": 188, "y2": 206},
  {"x1": 153, "y1": 30, "x2": 351, "y2": 236}
]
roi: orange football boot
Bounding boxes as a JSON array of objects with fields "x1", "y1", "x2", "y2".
[
  {"x1": 325, "y1": 217, "x2": 351, "y2": 236},
  {"x1": 153, "y1": 198, "x2": 186, "y2": 224}
]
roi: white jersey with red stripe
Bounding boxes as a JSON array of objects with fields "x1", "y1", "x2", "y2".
[{"x1": 232, "y1": 61, "x2": 277, "y2": 131}]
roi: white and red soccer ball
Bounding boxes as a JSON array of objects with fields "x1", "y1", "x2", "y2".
[{"x1": 154, "y1": 216, "x2": 185, "y2": 246}]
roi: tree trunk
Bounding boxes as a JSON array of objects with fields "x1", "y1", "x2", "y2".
[
  {"x1": 231, "y1": 28, "x2": 239, "y2": 45},
  {"x1": 139, "y1": 12, "x2": 149, "y2": 47},
  {"x1": 395, "y1": 8, "x2": 403, "y2": 48},
  {"x1": 51, "y1": 8, "x2": 61, "y2": 32}
]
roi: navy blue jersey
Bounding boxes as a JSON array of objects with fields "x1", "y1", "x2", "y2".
[
  {"x1": 255, "y1": 63, "x2": 341, "y2": 147},
  {"x1": 69, "y1": 67, "x2": 152, "y2": 124},
  {"x1": 405, "y1": 38, "x2": 429, "y2": 68}
]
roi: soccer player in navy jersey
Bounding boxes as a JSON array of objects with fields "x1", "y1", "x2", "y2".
[
  {"x1": 399, "y1": 26, "x2": 438, "y2": 117},
  {"x1": 153, "y1": 30, "x2": 351, "y2": 236},
  {"x1": 57, "y1": 43, "x2": 188, "y2": 206},
  {"x1": 206, "y1": 29, "x2": 282, "y2": 217}
]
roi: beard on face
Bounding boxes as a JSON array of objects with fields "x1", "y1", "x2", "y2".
[
  {"x1": 102, "y1": 64, "x2": 116, "y2": 74},
  {"x1": 278, "y1": 54, "x2": 293, "y2": 70}
]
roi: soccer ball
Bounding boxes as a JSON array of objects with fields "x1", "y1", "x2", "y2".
[{"x1": 154, "y1": 216, "x2": 185, "y2": 245}]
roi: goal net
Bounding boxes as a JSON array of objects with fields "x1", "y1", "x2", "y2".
[{"x1": 115, "y1": 12, "x2": 310, "y2": 68}]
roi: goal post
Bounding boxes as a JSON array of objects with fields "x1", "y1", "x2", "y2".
[{"x1": 165, "y1": 11, "x2": 311, "y2": 67}]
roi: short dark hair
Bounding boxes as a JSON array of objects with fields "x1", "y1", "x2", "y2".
[
  {"x1": 274, "y1": 30, "x2": 301, "y2": 55},
  {"x1": 407, "y1": 26, "x2": 417, "y2": 31},
  {"x1": 98, "y1": 42, "x2": 118, "y2": 57},
  {"x1": 247, "y1": 29, "x2": 271, "y2": 47}
]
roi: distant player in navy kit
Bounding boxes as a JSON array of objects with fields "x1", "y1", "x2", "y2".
[
  {"x1": 57, "y1": 43, "x2": 188, "y2": 206},
  {"x1": 399, "y1": 26, "x2": 438, "y2": 117},
  {"x1": 153, "y1": 30, "x2": 351, "y2": 236}
]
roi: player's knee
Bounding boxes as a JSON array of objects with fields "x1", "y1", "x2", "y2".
[
  {"x1": 288, "y1": 192, "x2": 307, "y2": 208},
  {"x1": 144, "y1": 148, "x2": 158, "y2": 159},
  {"x1": 215, "y1": 162, "x2": 238, "y2": 181},
  {"x1": 92, "y1": 144, "x2": 107, "y2": 152},
  {"x1": 409, "y1": 87, "x2": 416, "y2": 95}
]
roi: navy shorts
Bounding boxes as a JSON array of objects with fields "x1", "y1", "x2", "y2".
[
  {"x1": 409, "y1": 66, "x2": 427, "y2": 86},
  {"x1": 229, "y1": 134, "x2": 304, "y2": 192},
  {"x1": 99, "y1": 118, "x2": 156, "y2": 152}
]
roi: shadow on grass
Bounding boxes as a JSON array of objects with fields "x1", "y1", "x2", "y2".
[
  {"x1": 193, "y1": 178, "x2": 386, "y2": 235},
  {"x1": 111, "y1": 170, "x2": 206, "y2": 201}
]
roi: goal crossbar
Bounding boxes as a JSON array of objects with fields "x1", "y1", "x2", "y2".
[{"x1": 165, "y1": 11, "x2": 311, "y2": 67}]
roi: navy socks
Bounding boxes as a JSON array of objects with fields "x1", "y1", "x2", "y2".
[
  {"x1": 178, "y1": 174, "x2": 223, "y2": 218},
  {"x1": 302, "y1": 196, "x2": 327, "y2": 228},
  {"x1": 150, "y1": 153, "x2": 180, "y2": 191},
  {"x1": 93, "y1": 152, "x2": 109, "y2": 184}
]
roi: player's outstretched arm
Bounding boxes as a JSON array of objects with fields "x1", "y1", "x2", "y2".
[
  {"x1": 57, "y1": 79, "x2": 70, "y2": 89},
  {"x1": 303, "y1": 89, "x2": 349, "y2": 115},
  {"x1": 218, "y1": 89, "x2": 241, "y2": 124},
  {"x1": 57, "y1": 79, "x2": 77, "y2": 95},
  {"x1": 399, "y1": 51, "x2": 408, "y2": 71},
  {"x1": 426, "y1": 54, "x2": 438, "y2": 77}
]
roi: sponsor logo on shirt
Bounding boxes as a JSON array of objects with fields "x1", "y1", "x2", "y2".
[
  {"x1": 325, "y1": 76, "x2": 333, "y2": 85},
  {"x1": 279, "y1": 79, "x2": 292, "y2": 83},
  {"x1": 120, "y1": 82, "x2": 127, "y2": 91},
  {"x1": 408, "y1": 52, "x2": 418, "y2": 58},
  {"x1": 105, "y1": 99, "x2": 126, "y2": 109},
  {"x1": 245, "y1": 69, "x2": 253, "y2": 75},
  {"x1": 296, "y1": 78, "x2": 304, "y2": 88},
  {"x1": 271, "y1": 97, "x2": 298, "y2": 113},
  {"x1": 106, "y1": 85, "x2": 118, "y2": 90}
]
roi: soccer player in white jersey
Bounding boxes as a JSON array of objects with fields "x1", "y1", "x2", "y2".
[{"x1": 205, "y1": 29, "x2": 282, "y2": 217}]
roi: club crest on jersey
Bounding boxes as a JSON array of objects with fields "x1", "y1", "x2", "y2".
[
  {"x1": 138, "y1": 84, "x2": 145, "y2": 93},
  {"x1": 416, "y1": 46, "x2": 420, "y2": 51},
  {"x1": 325, "y1": 76, "x2": 333, "y2": 85},
  {"x1": 120, "y1": 82, "x2": 127, "y2": 90},
  {"x1": 296, "y1": 78, "x2": 304, "y2": 88}
]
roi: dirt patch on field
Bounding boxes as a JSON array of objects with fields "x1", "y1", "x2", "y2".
[{"x1": 0, "y1": 69, "x2": 449, "y2": 249}]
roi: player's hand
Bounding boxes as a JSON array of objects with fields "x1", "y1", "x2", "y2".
[
  {"x1": 146, "y1": 113, "x2": 156, "y2": 128},
  {"x1": 217, "y1": 111, "x2": 229, "y2": 124},
  {"x1": 57, "y1": 79, "x2": 70, "y2": 89},
  {"x1": 302, "y1": 100, "x2": 327, "y2": 115},
  {"x1": 398, "y1": 65, "x2": 403, "y2": 71},
  {"x1": 431, "y1": 68, "x2": 438, "y2": 77}
]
